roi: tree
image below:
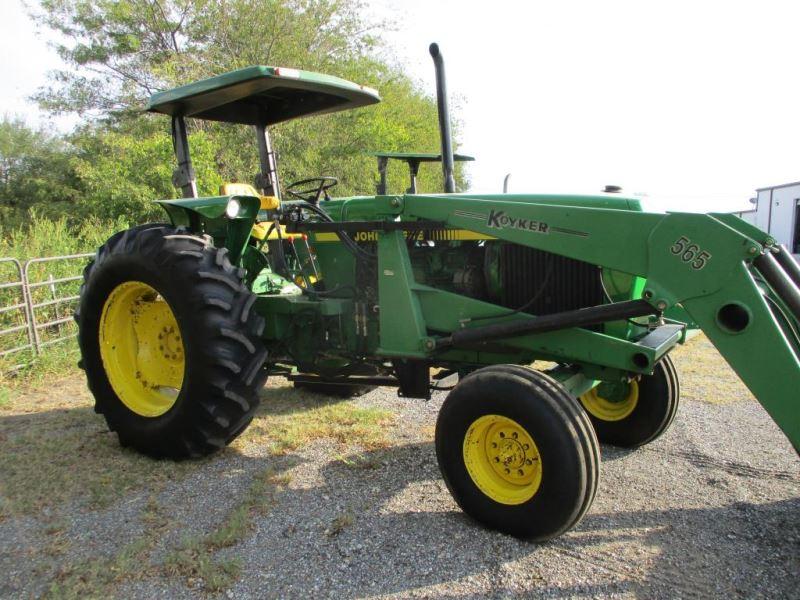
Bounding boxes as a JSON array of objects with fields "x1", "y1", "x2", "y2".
[
  {"x1": 0, "y1": 117, "x2": 80, "y2": 226},
  {"x1": 26, "y1": 0, "x2": 465, "y2": 222}
]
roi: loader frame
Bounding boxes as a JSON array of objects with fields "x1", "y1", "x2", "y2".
[{"x1": 264, "y1": 191, "x2": 796, "y2": 449}]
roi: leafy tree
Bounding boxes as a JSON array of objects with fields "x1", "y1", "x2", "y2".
[
  {"x1": 25, "y1": 0, "x2": 465, "y2": 224},
  {"x1": 70, "y1": 125, "x2": 224, "y2": 222},
  {"x1": 0, "y1": 117, "x2": 81, "y2": 226}
]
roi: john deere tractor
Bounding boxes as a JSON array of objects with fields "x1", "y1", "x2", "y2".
[{"x1": 77, "y1": 44, "x2": 800, "y2": 540}]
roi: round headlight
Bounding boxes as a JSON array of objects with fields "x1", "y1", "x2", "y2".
[{"x1": 225, "y1": 198, "x2": 241, "y2": 218}]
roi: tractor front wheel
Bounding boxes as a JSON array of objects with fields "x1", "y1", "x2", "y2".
[
  {"x1": 579, "y1": 355, "x2": 680, "y2": 448},
  {"x1": 76, "y1": 225, "x2": 268, "y2": 459},
  {"x1": 435, "y1": 365, "x2": 600, "y2": 540}
]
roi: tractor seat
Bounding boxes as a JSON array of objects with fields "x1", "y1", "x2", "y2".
[
  {"x1": 219, "y1": 182, "x2": 296, "y2": 241},
  {"x1": 219, "y1": 183, "x2": 280, "y2": 211}
]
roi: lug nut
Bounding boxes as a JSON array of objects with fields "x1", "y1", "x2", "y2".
[
  {"x1": 517, "y1": 469, "x2": 523, "y2": 476},
  {"x1": 504, "y1": 468, "x2": 510, "y2": 474},
  {"x1": 492, "y1": 442, "x2": 497, "y2": 448},
  {"x1": 494, "y1": 457, "x2": 499, "y2": 463},
  {"x1": 499, "y1": 432, "x2": 505, "y2": 438},
  {"x1": 512, "y1": 432, "x2": 518, "y2": 439},
  {"x1": 526, "y1": 459, "x2": 532, "y2": 465}
]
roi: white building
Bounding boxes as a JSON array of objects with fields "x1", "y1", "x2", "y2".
[{"x1": 733, "y1": 181, "x2": 800, "y2": 253}]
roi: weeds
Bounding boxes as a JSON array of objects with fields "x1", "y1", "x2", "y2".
[
  {"x1": 0, "y1": 378, "x2": 196, "y2": 516},
  {"x1": 164, "y1": 469, "x2": 289, "y2": 592},
  {"x1": 0, "y1": 341, "x2": 81, "y2": 403},
  {"x1": 0, "y1": 213, "x2": 122, "y2": 379},
  {"x1": 325, "y1": 511, "x2": 355, "y2": 537},
  {"x1": 336, "y1": 451, "x2": 384, "y2": 470},
  {"x1": 239, "y1": 385, "x2": 394, "y2": 456},
  {"x1": 44, "y1": 495, "x2": 169, "y2": 599}
]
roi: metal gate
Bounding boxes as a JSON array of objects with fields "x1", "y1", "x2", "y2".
[
  {"x1": 0, "y1": 253, "x2": 93, "y2": 371},
  {"x1": 0, "y1": 258, "x2": 34, "y2": 370}
]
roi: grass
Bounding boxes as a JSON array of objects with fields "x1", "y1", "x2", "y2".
[
  {"x1": 0, "y1": 370, "x2": 197, "y2": 517},
  {"x1": 163, "y1": 469, "x2": 290, "y2": 592},
  {"x1": 238, "y1": 385, "x2": 395, "y2": 456},
  {"x1": 0, "y1": 357, "x2": 396, "y2": 595},
  {"x1": 44, "y1": 496, "x2": 170, "y2": 599},
  {"x1": 325, "y1": 511, "x2": 355, "y2": 537},
  {"x1": 0, "y1": 213, "x2": 123, "y2": 368},
  {"x1": 0, "y1": 360, "x2": 394, "y2": 523},
  {"x1": 335, "y1": 450, "x2": 385, "y2": 470},
  {"x1": 0, "y1": 341, "x2": 81, "y2": 402},
  {"x1": 669, "y1": 333, "x2": 755, "y2": 405}
]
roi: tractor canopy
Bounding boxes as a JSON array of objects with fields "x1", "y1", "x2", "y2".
[
  {"x1": 369, "y1": 152, "x2": 474, "y2": 163},
  {"x1": 146, "y1": 65, "x2": 381, "y2": 126}
]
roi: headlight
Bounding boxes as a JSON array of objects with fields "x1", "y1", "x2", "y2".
[{"x1": 225, "y1": 198, "x2": 241, "y2": 218}]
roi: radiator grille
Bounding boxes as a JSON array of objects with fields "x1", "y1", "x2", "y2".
[{"x1": 499, "y1": 245, "x2": 605, "y2": 315}]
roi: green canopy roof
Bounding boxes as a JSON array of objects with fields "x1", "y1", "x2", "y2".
[{"x1": 146, "y1": 66, "x2": 380, "y2": 126}]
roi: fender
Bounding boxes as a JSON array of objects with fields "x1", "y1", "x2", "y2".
[{"x1": 155, "y1": 194, "x2": 261, "y2": 264}]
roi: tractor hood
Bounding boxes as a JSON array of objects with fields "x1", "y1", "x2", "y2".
[{"x1": 146, "y1": 66, "x2": 380, "y2": 126}]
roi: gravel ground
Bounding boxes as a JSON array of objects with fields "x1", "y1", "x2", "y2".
[{"x1": 1, "y1": 334, "x2": 798, "y2": 598}]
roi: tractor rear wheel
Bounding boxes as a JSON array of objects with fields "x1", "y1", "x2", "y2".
[
  {"x1": 579, "y1": 355, "x2": 680, "y2": 448},
  {"x1": 435, "y1": 365, "x2": 600, "y2": 540},
  {"x1": 76, "y1": 224, "x2": 268, "y2": 459}
]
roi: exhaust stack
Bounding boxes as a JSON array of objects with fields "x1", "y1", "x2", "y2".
[{"x1": 429, "y1": 43, "x2": 456, "y2": 193}]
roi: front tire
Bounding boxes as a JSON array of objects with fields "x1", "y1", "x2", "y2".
[
  {"x1": 435, "y1": 365, "x2": 600, "y2": 540},
  {"x1": 76, "y1": 225, "x2": 268, "y2": 459}
]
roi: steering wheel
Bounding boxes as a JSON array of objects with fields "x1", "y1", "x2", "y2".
[{"x1": 285, "y1": 177, "x2": 338, "y2": 203}]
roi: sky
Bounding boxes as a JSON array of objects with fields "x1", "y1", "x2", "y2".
[{"x1": 2, "y1": 0, "x2": 798, "y2": 213}]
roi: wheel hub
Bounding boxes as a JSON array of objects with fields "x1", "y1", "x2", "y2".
[
  {"x1": 99, "y1": 281, "x2": 185, "y2": 417},
  {"x1": 580, "y1": 380, "x2": 639, "y2": 422},
  {"x1": 463, "y1": 414, "x2": 542, "y2": 505}
]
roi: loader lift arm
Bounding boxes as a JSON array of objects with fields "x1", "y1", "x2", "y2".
[{"x1": 359, "y1": 194, "x2": 800, "y2": 451}]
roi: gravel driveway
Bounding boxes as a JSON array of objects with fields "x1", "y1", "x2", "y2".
[{"x1": 1, "y1": 334, "x2": 798, "y2": 598}]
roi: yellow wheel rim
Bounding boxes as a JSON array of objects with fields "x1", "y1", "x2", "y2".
[
  {"x1": 99, "y1": 281, "x2": 185, "y2": 417},
  {"x1": 463, "y1": 414, "x2": 542, "y2": 505},
  {"x1": 580, "y1": 380, "x2": 639, "y2": 422}
]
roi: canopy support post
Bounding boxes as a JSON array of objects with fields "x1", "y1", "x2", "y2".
[
  {"x1": 376, "y1": 156, "x2": 388, "y2": 195},
  {"x1": 171, "y1": 116, "x2": 197, "y2": 198},
  {"x1": 256, "y1": 124, "x2": 281, "y2": 199},
  {"x1": 407, "y1": 159, "x2": 421, "y2": 194}
]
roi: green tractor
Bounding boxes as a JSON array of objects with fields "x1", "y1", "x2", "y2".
[{"x1": 77, "y1": 44, "x2": 800, "y2": 540}]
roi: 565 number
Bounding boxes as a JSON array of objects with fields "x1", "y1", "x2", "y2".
[{"x1": 670, "y1": 236, "x2": 711, "y2": 270}]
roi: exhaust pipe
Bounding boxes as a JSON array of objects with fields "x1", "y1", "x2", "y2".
[{"x1": 429, "y1": 43, "x2": 456, "y2": 193}]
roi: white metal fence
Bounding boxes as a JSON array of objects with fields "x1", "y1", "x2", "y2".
[{"x1": 0, "y1": 252, "x2": 94, "y2": 371}]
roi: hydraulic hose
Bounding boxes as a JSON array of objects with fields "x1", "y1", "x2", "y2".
[{"x1": 296, "y1": 201, "x2": 377, "y2": 262}]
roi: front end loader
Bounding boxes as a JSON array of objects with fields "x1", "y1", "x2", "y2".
[{"x1": 76, "y1": 44, "x2": 799, "y2": 541}]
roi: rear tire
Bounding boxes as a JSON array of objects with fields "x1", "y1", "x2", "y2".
[
  {"x1": 435, "y1": 365, "x2": 600, "y2": 540},
  {"x1": 579, "y1": 355, "x2": 680, "y2": 448},
  {"x1": 76, "y1": 225, "x2": 268, "y2": 459}
]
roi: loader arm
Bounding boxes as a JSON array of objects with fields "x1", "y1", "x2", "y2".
[{"x1": 384, "y1": 194, "x2": 800, "y2": 451}]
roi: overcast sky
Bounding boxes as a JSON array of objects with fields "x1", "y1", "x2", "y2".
[{"x1": 2, "y1": 0, "x2": 798, "y2": 212}]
